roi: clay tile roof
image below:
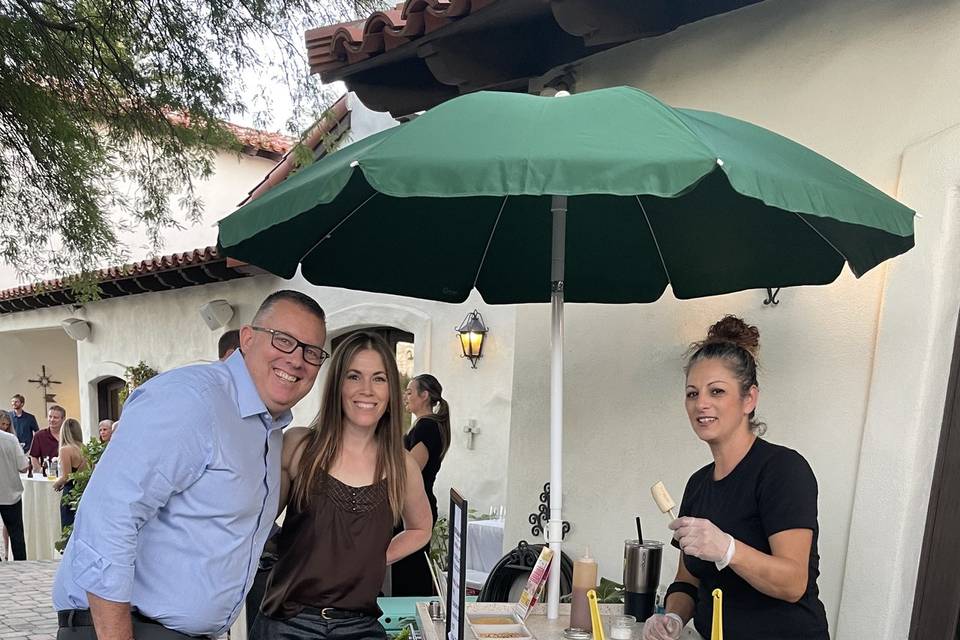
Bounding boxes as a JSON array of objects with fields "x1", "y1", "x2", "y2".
[
  {"x1": 166, "y1": 111, "x2": 295, "y2": 158},
  {"x1": 237, "y1": 93, "x2": 351, "y2": 208},
  {"x1": 305, "y1": 0, "x2": 768, "y2": 115},
  {"x1": 224, "y1": 122, "x2": 295, "y2": 156},
  {"x1": 305, "y1": 0, "x2": 484, "y2": 74},
  {"x1": 0, "y1": 247, "x2": 251, "y2": 313}
]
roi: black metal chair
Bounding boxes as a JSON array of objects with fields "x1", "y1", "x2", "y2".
[{"x1": 477, "y1": 541, "x2": 573, "y2": 603}]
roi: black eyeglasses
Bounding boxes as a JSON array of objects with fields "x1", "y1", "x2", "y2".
[{"x1": 251, "y1": 326, "x2": 329, "y2": 367}]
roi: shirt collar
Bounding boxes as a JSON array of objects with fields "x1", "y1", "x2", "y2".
[{"x1": 224, "y1": 350, "x2": 293, "y2": 429}]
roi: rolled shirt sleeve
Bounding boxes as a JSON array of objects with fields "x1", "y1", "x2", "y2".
[{"x1": 67, "y1": 381, "x2": 214, "y2": 603}]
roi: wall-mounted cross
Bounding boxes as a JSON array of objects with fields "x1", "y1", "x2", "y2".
[{"x1": 28, "y1": 365, "x2": 62, "y2": 411}]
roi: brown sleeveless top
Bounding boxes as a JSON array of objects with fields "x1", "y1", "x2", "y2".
[{"x1": 261, "y1": 473, "x2": 394, "y2": 619}]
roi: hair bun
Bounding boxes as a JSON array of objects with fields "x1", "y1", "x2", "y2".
[{"x1": 705, "y1": 315, "x2": 760, "y2": 358}]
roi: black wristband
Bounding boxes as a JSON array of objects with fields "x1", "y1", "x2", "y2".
[{"x1": 665, "y1": 581, "x2": 699, "y2": 606}]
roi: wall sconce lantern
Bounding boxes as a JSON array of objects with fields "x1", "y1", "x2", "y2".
[{"x1": 455, "y1": 309, "x2": 488, "y2": 369}]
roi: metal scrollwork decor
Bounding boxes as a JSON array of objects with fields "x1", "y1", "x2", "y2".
[
  {"x1": 528, "y1": 482, "x2": 570, "y2": 539},
  {"x1": 763, "y1": 287, "x2": 781, "y2": 306}
]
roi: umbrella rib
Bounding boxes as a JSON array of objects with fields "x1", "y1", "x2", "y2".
[
  {"x1": 298, "y1": 192, "x2": 379, "y2": 264},
  {"x1": 472, "y1": 195, "x2": 509, "y2": 288},
  {"x1": 793, "y1": 212, "x2": 852, "y2": 270},
  {"x1": 636, "y1": 196, "x2": 673, "y2": 285}
]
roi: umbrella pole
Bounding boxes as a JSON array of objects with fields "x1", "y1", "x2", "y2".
[{"x1": 547, "y1": 195, "x2": 567, "y2": 620}]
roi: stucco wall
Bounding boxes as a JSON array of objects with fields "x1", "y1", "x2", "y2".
[
  {"x1": 0, "y1": 272, "x2": 518, "y2": 510},
  {"x1": 0, "y1": 328, "x2": 80, "y2": 427},
  {"x1": 0, "y1": 149, "x2": 275, "y2": 290},
  {"x1": 501, "y1": 0, "x2": 960, "y2": 637}
]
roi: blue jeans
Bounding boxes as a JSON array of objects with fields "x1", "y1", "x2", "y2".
[{"x1": 250, "y1": 610, "x2": 388, "y2": 640}]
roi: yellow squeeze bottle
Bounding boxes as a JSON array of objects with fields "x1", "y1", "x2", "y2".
[
  {"x1": 587, "y1": 589, "x2": 604, "y2": 640},
  {"x1": 711, "y1": 588, "x2": 723, "y2": 640}
]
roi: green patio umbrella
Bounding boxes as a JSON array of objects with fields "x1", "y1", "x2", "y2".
[{"x1": 217, "y1": 86, "x2": 915, "y2": 617}]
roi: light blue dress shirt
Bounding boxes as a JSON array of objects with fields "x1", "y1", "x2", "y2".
[{"x1": 53, "y1": 351, "x2": 290, "y2": 637}]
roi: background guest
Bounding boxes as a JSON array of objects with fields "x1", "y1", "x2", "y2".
[
  {"x1": 0, "y1": 409, "x2": 29, "y2": 560},
  {"x1": 10, "y1": 394, "x2": 39, "y2": 453},
  {"x1": 218, "y1": 329, "x2": 241, "y2": 361},
  {"x1": 54, "y1": 418, "x2": 88, "y2": 528},
  {"x1": 97, "y1": 420, "x2": 114, "y2": 444},
  {"x1": 0, "y1": 412, "x2": 20, "y2": 560},
  {"x1": 30, "y1": 405, "x2": 64, "y2": 472},
  {"x1": 392, "y1": 373, "x2": 452, "y2": 595}
]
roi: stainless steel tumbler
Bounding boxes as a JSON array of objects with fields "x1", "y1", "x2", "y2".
[{"x1": 622, "y1": 540, "x2": 663, "y2": 622}]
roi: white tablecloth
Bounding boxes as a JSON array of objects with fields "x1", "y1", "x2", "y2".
[
  {"x1": 466, "y1": 518, "x2": 504, "y2": 574},
  {"x1": 20, "y1": 475, "x2": 62, "y2": 560}
]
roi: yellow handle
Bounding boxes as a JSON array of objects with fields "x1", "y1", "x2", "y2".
[
  {"x1": 587, "y1": 589, "x2": 604, "y2": 640},
  {"x1": 711, "y1": 589, "x2": 723, "y2": 640}
]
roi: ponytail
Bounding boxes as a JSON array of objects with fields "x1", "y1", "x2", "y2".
[{"x1": 413, "y1": 373, "x2": 452, "y2": 460}]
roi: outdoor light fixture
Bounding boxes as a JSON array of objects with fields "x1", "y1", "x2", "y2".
[{"x1": 456, "y1": 309, "x2": 488, "y2": 369}]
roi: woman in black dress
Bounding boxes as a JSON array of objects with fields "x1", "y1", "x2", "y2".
[{"x1": 391, "y1": 373, "x2": 451, "y2": 596}]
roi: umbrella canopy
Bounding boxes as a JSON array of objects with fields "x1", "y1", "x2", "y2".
[
  {"x1": 219, "y1": 87, "x2": 914, "y2": 304},
  {"x1": 218, "y1": 86, "x2": 915, "y2": 619}
]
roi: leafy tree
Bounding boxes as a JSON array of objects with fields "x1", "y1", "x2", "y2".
[{"x1": 0, "y1": 0, "x2": 385, "y2": 281}]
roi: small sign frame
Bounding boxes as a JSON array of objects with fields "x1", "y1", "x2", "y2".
[{"x1": 446, "y1": 489, "x2": 468, "y2": 640}]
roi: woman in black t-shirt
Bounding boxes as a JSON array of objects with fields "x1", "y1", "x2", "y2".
[
  {"x1": 642, "y1": 316, "x2": 829, "y2": 640},
  {"x1": 391, "y1": 373, "x2": 452, "y2": 596}
]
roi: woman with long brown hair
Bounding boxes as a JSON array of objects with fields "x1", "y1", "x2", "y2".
[
  {"x1": 391, "y1": 373, "x2": 452, "y2": 595},
  {"x1": 252, "y1": 331, "x2": 432, "y2": 640}
]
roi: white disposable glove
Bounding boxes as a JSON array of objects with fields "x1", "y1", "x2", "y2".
[
  {"x1": 670, "y1": 516, "x2": 735, "y2": 568},
  {"x1": 641, "y1": 613, "x2": 683, "y2": 640}
]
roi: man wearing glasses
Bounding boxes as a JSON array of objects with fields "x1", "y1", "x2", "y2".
[{"x1": 53, "y1": 290, "x2": 327, "y2": 640}]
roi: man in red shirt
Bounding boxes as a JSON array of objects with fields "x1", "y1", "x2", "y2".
[{"x1": 30, "y1": 405, "x2": 64, "y2": 472}]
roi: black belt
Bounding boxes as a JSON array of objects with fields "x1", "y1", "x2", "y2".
[
  {"x1": 58, "y1": 609, "x2": 94, "y2": 627},
  {"x1": 57, "y1": 609, "x2": 212, "y2": 639},
  {"x1": 301, "y1": 606, "x2": 368, "y2": 620}
]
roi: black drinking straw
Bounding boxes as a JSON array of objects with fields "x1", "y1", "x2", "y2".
[{"x1": 636, "y1": 516, "x2": 644, "y2": 544}]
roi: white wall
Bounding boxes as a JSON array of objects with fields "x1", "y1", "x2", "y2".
[
  {"x1": 0, "y1": 328, "x2": 80, "y2": 426},
  {"x1": 497, "y1": 0, "x2": 960, "y2": 637},
  {"x1": 0, "y1": 149, "x2": 276, "y2": 290},
  {"x1": 0, "y1": 272, "x2": 518, "y2": 510},
  {"x1": 298, "y1": 280, "x2": 517, "y2": 514}
]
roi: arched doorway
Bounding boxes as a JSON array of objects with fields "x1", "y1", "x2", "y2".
[
  {"x1": 332, "y1": 326, "x2": 415, "y2": 424},
  {"x1": 97, "y1": 376, "x2": 125, "y2": 422}
]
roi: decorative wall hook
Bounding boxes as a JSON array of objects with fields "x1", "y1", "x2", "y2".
[
  {"x1": 528, "y1": 482, "x2": 570, "y2": 539},
  {"x1": 763, "y1": 287, "x2": 781, "y2": 306}
]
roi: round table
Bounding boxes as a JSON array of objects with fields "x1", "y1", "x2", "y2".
[
  {"x1": 20, "y1": 474, "x2": 62, "y2": 560},
  {"x1": 467, "y1": 518, "x2": 505, "y2": 572}
]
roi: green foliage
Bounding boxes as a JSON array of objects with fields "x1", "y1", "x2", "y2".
[
  {"x1": 117, "y1": 360, "x2": 159, "y2": 405},
  {"x1": 430, "y1": 516, "x2": 449, "y2": 571},
  {"x1": 595, "y1": 577, "x2": 625, "y2": 604},
  {"x1": 0, "y1": 0, "x2": 387, "y2": 280},
  {"x1": 429, "y1": 509, "x2": 496, "y2": 572},
  {"x1": 55, "y1": 436, "x2": 107, "y2": 552}
]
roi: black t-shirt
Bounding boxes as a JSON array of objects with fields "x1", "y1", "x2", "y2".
[
  {"x1": 403, "y1": 417, "x2": 444, "y2": 523},
  {"x1": 674, "y1": 438, "x2": 829, "y2": 639}
]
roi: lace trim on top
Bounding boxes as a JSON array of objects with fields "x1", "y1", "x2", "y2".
[{"x1": 323, "y1": 473, "x2": 388, "y2": 515}]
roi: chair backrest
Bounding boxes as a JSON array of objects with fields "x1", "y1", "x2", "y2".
[{"x1": 477, "y1": 541, "x2": 574, "y2": 603}]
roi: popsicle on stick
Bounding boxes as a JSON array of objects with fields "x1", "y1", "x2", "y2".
[{"x1": 650, "y1": 481, "x2": 677, "y2": 520}]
